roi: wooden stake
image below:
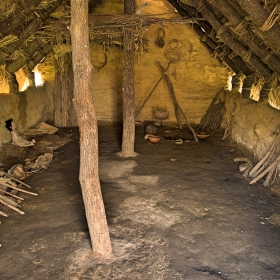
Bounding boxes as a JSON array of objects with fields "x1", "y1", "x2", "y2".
[
  {"x1": 4, "y1": 173, "x2": 32, "y2": 188},
  {"x1": 156, "y1": 61, "x2": 198, "y2": 141},
  {"x1": 0, "y1": 198, "x2": 24, "y2": 215},
  {"x1": 0, "y1": 188, "x2": 24, "y2": 200},
  {"x1": 0, "y1": 210, "x2": 8, "y2": 217},
  {"x1": 249, "y1": 155, "x2": 280, "y2": 185},
  {"x1": 0, "y1": 182, "x2": 37, "y2": 196},
  {"x1": 249, "y1": 126, "x2": 280, "y2": 178}
]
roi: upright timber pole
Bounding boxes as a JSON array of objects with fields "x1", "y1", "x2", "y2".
[
  {"x1": 118, "y1": 0, "x2": 138, "y2": 157},
  {"x1": 70, "y1": 0, "x2": 112, "y2": 258}
]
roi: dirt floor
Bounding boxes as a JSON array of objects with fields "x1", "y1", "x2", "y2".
[{"x1": 1, "y1": 123, "x2": 280, "y2": 280}]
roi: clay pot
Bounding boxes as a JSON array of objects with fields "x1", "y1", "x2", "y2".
[
  {"x1": 175, "y1": 139, "x2": 183, "y2": 145},
  {"x1": 149, "y1": 136, "x2": 161, "y2": 143},
  {"x1": 146, "y1": 124, "x2": 157, "y2": 134},
  {"x1": 155, "y1": 110, "x2": 169, "y2": 120},
  {"x1": 135, "y1": 120, "x2": 143, "y2": 126},
  {"x1": 196, "y1": 131, "x2": 210, "y2": 139},
  {"x1": 154, "y1": 121, "x2": 162, "y2": 127}
]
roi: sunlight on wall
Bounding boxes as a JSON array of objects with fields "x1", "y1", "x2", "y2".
[
  {"x1": 21, "y1": 78, "x2": 29, "y2": 91},
  {"x1": 19, "y1": 66, "x2": 44, "y2": 91},
  {"x1": 225, "y1": 74, "x2": 232, "y2": 91},
  {"x1": 34, "y1": 67, "x2": 44, "y2": 87}
]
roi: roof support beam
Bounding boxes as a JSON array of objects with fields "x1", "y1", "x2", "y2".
[
  {"x1": 180, "y1": 0, "x2": 272, "y2": 80},
  {"x1": 0, "y1": 0, "x2": 62, "y2": 65},
  {"x1": 206, "y1": 0, "x2": 280, "y2": 76},
  {"x1": 233, "y1": 0, "x2": 280, "y2": 52}
]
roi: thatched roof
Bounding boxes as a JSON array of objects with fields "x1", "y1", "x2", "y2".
[{"x1": 0, "y1": 0, "x2": 279, "y2": 99}]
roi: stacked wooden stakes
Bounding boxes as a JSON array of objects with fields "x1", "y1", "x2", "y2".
[
  {"x1": 0, "y1": 172, "x2": 37, "y2": 246},
  {"x1": 0, "y1": 172, "x2": 37, "y2": 216},
  {"x1": 234, "y1": 125, "x2": 280, "y2": 187}
]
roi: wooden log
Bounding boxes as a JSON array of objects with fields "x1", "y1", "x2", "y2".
[
  {"x1": 0, "y1": 0, "x2": 63, "y2": 65},
  {"x1": 0, "y1": 0, "x2": 41, "y2": 37},
  {"x1": 156, "y1": 61, "x2": 198, "y2": 142},
  {"x1": 263, "y1": 165, "x2": 277, "y2": 187},
  {"x1": 207, "y1": 0, "x2": 280, "y2": 76},
  {"x1": 119, "y1": 28, "x2": 137, "y2": 157},
  {"x1": 234, "y1": 0, "x2": 280, "y2": 52},
  {"x1": 0, "y1": 194, "x2": 19, "y2": 208},
  {"x1": 70, "y1": 0, "x2": 112, "y2": 258},
  {"x1": 181, "y1": 0, "x2": 272, "y2": 80},
  {"x1": 173, "y1": 0, "x2": 255, "y2": 76},
  {"x1": 4, "y1": 173, "x2": 32, "y2": 188},
  {"x1": 249, "y1": 154, "x2": 280, "y2": 185},
  {"x1": 0, "y1": 210, "x2": 8, "y2": 217},
  {"x1": 249, "y1": 126, "x2": 280, "y2": 177},
  {"x1": 0, "y1": 189, "x2": 24, "y2": 201},
  {"x1": 0, "y1": 198, "x2": 24, "y2": 215},
  {"x1": 0, "y1": 182, "x2": 37, "y2": 196},
  {"x1": 6, "y1": 39, "x2": 43, "y2": 74},
  {"x1": 135, "y1": 61, "x2": 172, "y2": 118}
]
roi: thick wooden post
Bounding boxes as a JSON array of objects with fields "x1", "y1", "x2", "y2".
[
  {"x1": 70, "y1": 0, "x2": 112, "y2": 258},
  {"x1": 118, "y1": 0, "x2": 138, "y2": 158}
]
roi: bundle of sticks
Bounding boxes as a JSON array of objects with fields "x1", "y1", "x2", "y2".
[
  {"x1": 0, "y1": 171, "x2": 38, "y2": 216},
  {"x1": 234, "y1": 125, "x2": 280, "y2": 187}
]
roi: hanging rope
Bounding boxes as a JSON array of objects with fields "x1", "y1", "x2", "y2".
[
  {"x1": 232, "y1": 19, "x2": 248, "y2": 37},
  {"x1": 201, "y1": 34, "x2": 208, "y2": 42},
  {"x1": 263, "y1": 50, "x2": 274, "y2": 63},
  {"x1": 260, "y1": 3, "x2": 280, "y2": 32},
  {"x1": 216, "y1": 22, "x2": 231, "y2": 40},
  {"x1": 242, "y1": 50, "x2": 252, "y2": 63},
  {"x1": 197, "y1": 0, "x2": 206, "y2": 12},
  {"x1": 228, "y1": 51, "x2": 236, "y2": 60}
]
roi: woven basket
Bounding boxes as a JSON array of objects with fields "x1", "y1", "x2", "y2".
[{"x1": 155, "y1": 110, "x2": 169, "y2": 120}]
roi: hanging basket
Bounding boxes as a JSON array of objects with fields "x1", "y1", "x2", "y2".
[{"x1": 155, "y1": 110, "x2": 169, "y2": 120}]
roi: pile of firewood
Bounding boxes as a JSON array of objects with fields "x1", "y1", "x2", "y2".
[
  {"x1": 0, "y1": 172, "x2": 38, "y2": 216},
  {"x1": 234, "y1": 125, "x2": 280, "y2": 187}
]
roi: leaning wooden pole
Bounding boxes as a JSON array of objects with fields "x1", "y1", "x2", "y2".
[{"x1": 70, "y1": 0, "x2": 112, "y2": 258}]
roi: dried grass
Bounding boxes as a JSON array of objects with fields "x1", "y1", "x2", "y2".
[
  {"x1": 0, "y1": 1, "x2": 16, "y2": 20},
  {"x1": 53, "y1": 44, "x2": 72, "y2": 59},
  {"x1": 0, "y1": 35, "x2": 18, "y2": 48},
  {"x1": 37, "y1": 56, "x2": 56, "y2": 81},
  {"x1": 0, "y1": 65, "x2": 9, "y2": 93}
]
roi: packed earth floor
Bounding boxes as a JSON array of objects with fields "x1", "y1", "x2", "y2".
[{"x1": 1, "y1": 123, "x2": 280, "y2": 280}]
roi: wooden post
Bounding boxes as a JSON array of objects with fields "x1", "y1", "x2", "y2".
[
  {"x1": 70, "y1": 0, "x2": 112, "y2": 258},
  {"x1": 118, "y1": 0, "x2": 138, "y2": 158}
]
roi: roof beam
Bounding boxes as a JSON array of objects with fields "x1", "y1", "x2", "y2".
[
  {"x1": 206, "y1": 0, "x2": 280, "y2": 76},
  {"x1": 180, "y1": 0, "x2": 272, "y2": 80},
  {"x1": 233, "y1": 0, "x2": 280, "y2": 52}
]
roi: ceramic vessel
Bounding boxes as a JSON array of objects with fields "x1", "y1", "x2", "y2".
[
  {"x1": 149, "y1": 136, "x2": 161, "y2": 143},
  {"x1": 196, "y1": 132, "x2": 210, "y2": 139},
  {"x1": 135, "y1": 120, "x2": 143, "y2": 126},
  {"x1": 146, "y1": 124, "x2": 157, "y2": 134},
  {"x1": 175, "y1": 139, "x2": 183, "y2": 145},
  {"x1": 155, "y1": 110, "x2": 169, "y2": 120}
]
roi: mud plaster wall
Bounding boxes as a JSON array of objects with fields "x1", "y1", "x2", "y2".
[
  {"x1": 91, "y1": 23, "x2": 229, "y2": 124},
  {"x1": 0, "y1": 82, "x2": 55, "y2": 146},
  {"x1": 91, "y1": 0, "x2": 229, "y2": 124},
  {"x1": 222, "y1": 90, "x2": 280, "y2": 160}
]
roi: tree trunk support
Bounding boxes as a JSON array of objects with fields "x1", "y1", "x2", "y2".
[
  {"x1": 70, "y1": 0, "x2": 112, "y2": 259},
  {"x1": 118, "y1": 0, "x2": 138, "y2": 158}
]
